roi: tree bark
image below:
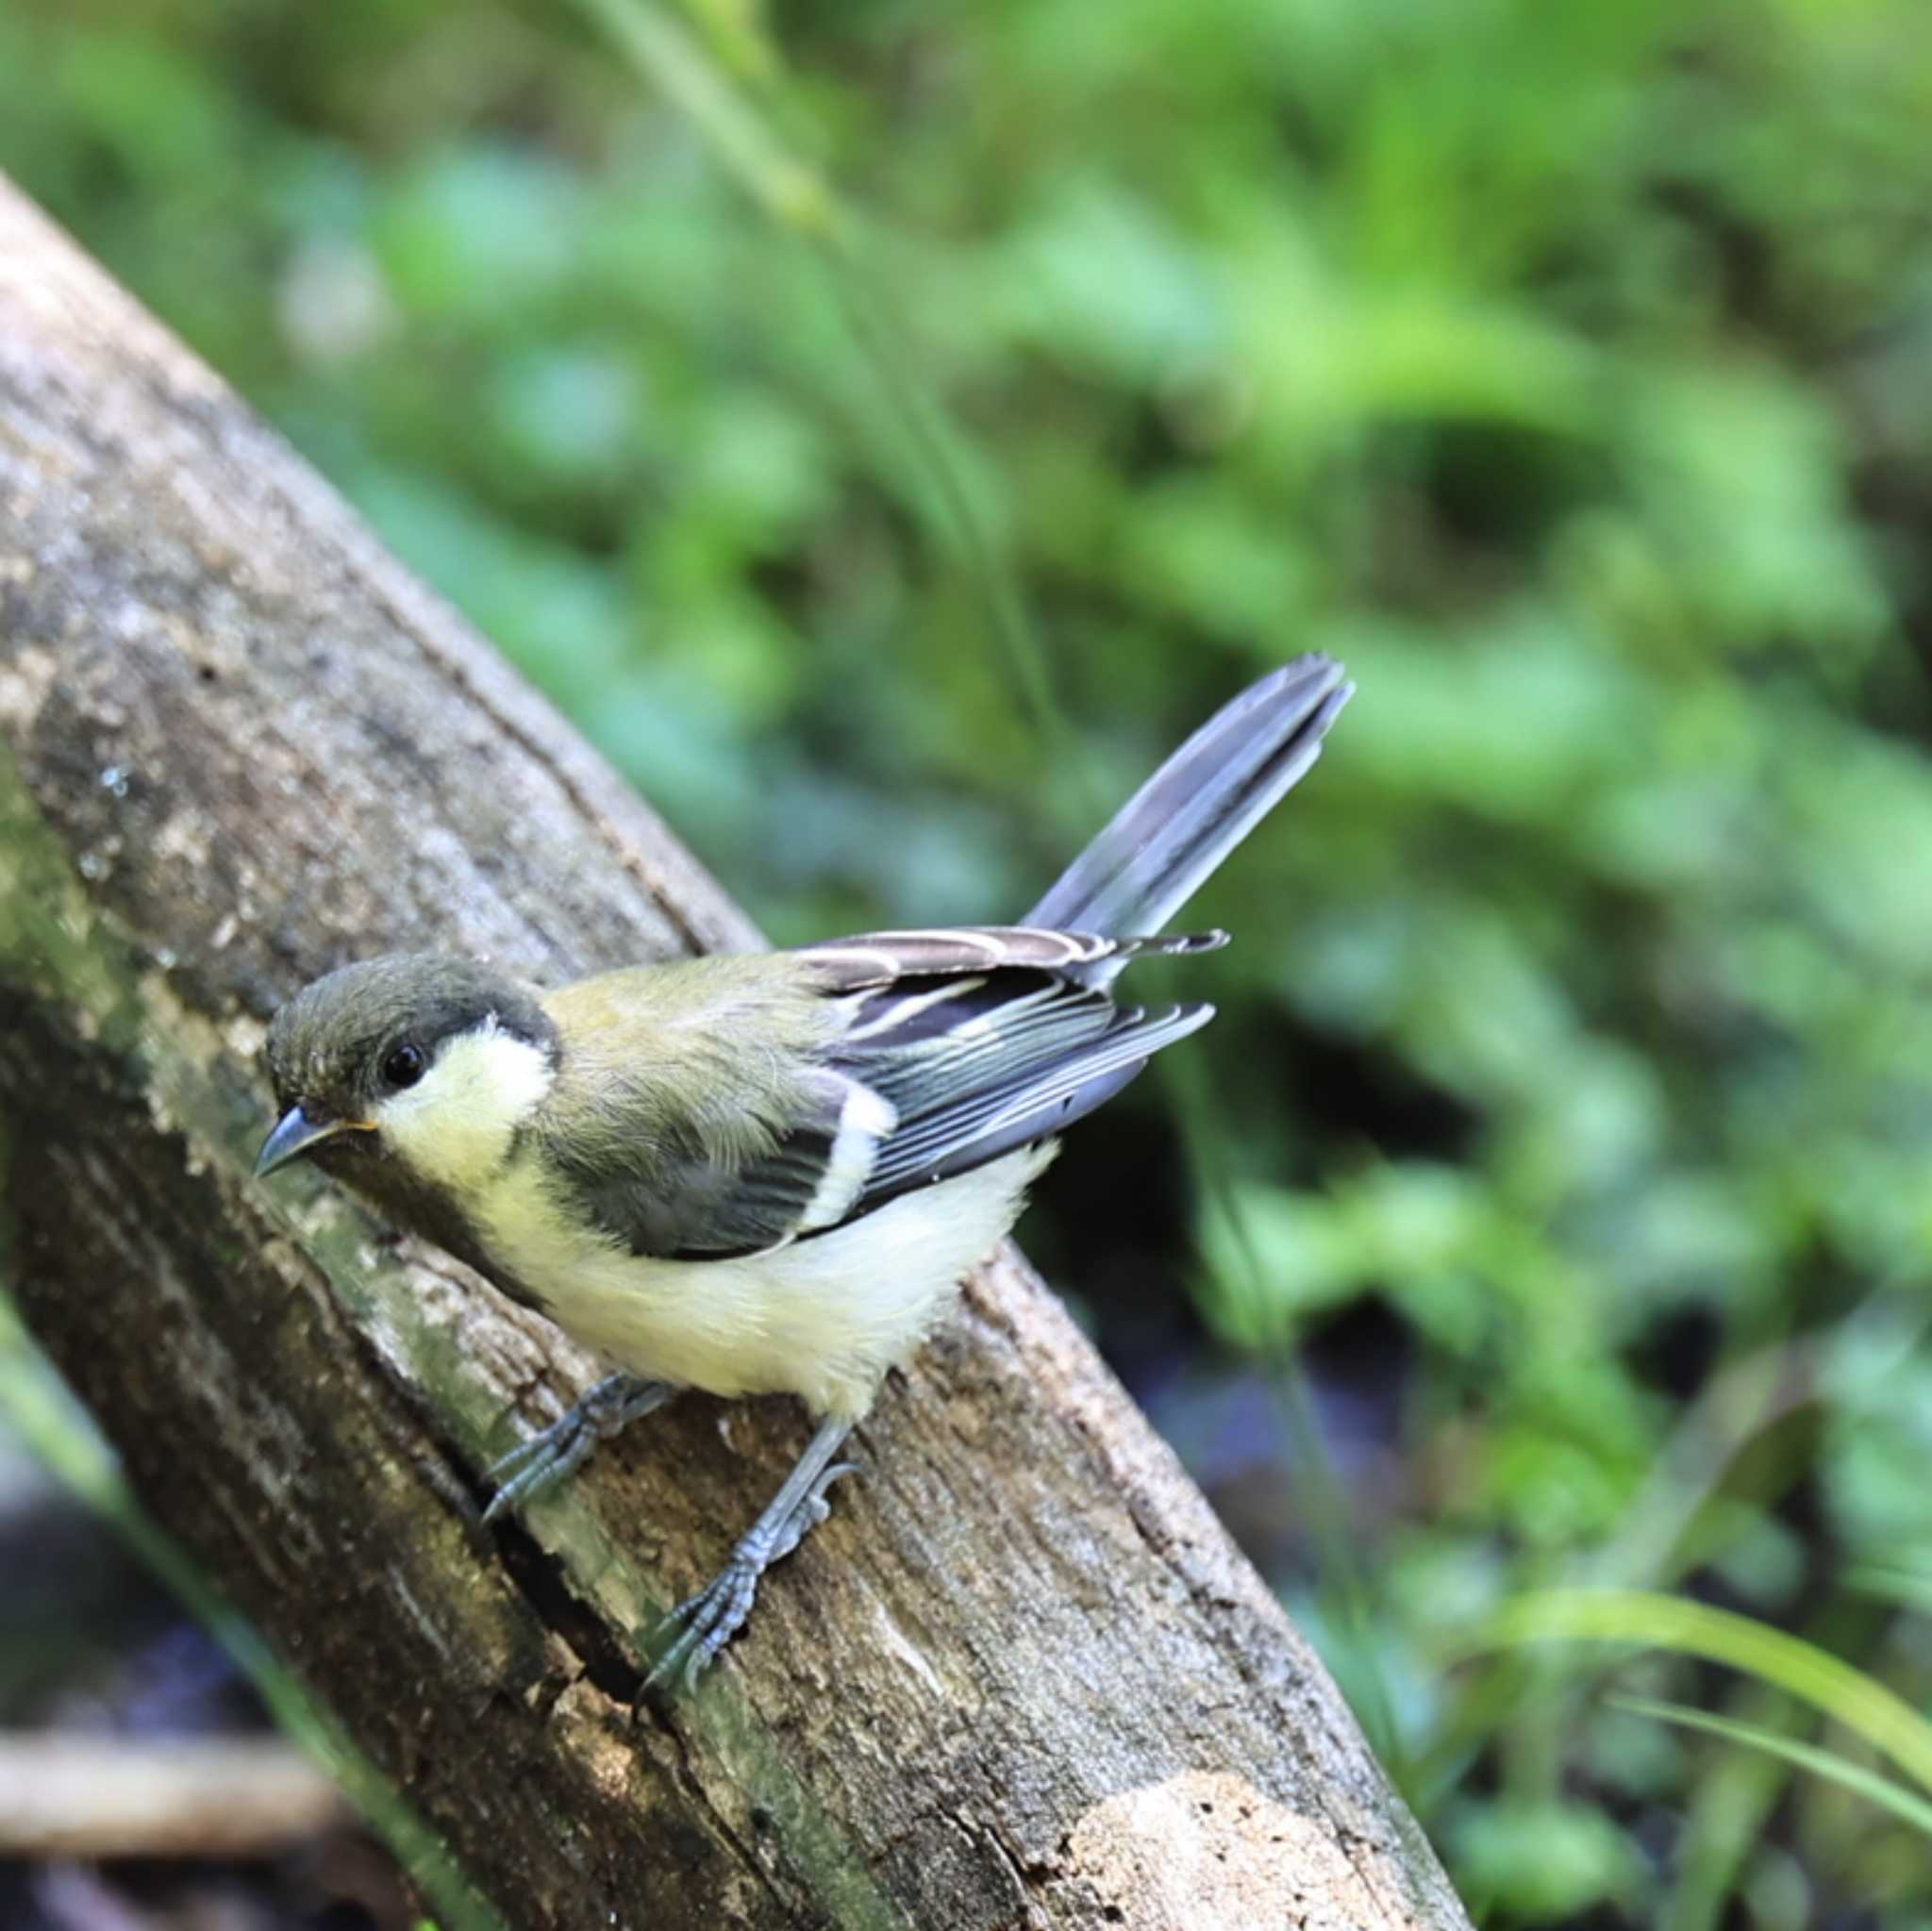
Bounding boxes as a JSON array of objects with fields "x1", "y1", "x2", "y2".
[{"x1": 0, "y1": 175, "x2": 1470, "y2": 1931}]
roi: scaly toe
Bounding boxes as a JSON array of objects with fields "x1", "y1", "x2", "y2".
[
  {"x1": 643, "y1": 1557, "x2": 762, "y2": 1692},
  {"x1": 482, "y1": 1375, "x2": 675, "y2": 1523},
  {"x1": 480, "y1": 1413, "x2": 590, "y2": 1523}
]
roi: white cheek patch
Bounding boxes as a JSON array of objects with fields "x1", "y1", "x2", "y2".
[{"x1": 375, "y1": 1021, "x2": 556, "y2": 1195}]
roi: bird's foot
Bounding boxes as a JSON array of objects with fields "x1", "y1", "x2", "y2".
[
  {"x1": 642, "y1": 1454, "x2": 858, "y2": 1692},
  {"x1": 482, "y1": 1373, "x2": 675, "y2": 1523}
]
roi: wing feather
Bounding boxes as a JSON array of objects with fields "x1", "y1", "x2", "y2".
[
  {"x1": 550, "y1": 928, "x2": 1224, "y2": 1258},
  {"x1": 798, "y1": 925, "x2": 1224, "y2": 989}
]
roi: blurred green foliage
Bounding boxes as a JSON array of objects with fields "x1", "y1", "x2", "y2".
[{"x1": 4, "y1": 0, "x2": 1932, "y2": 1922}]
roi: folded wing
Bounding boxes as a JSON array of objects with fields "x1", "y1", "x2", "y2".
[{"x1": 567, "y1": 927, "x2": 1218, "y2": 1259}]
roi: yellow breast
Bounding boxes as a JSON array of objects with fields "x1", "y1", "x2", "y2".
[{"x1": 472, "y1": 1143, "x2": 1054, "y2": 1421}]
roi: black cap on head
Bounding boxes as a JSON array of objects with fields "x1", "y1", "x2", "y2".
[{"x1": 264, "y1": 953, "x2": 557, "y2": 1130}]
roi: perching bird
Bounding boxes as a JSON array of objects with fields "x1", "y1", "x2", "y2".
[{"x1": 254, "y1": 655, "x2": 1353, "y2": 1685}]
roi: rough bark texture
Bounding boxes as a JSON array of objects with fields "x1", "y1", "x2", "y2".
[{"x1": 0, "y1": 175, "x2": 1471, "y2": 1931}]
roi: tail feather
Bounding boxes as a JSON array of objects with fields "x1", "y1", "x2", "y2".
[{"x1": 1027, "y1": 656, "x2": 1352, "y2": 963}]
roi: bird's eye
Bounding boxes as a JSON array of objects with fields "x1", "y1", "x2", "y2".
[{"x1": 381, "y1": 1042, "x2": 427, "y2": 1090}]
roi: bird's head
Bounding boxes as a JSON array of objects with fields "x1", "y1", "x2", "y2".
[{"x1": 255, "y1": 954, "x2": 558, "y2": 1195}]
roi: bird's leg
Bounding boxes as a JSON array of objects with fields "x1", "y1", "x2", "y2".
[
  {"x1": 482, "y1": 1372, "x2": 676, "y2": 1523},
  {"x1": 644, "y1": 1416, "x2": 858, "y2": 1691}
]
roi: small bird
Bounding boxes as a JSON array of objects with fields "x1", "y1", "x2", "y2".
[{"x1": 255, "y1": 656, "x2": 1352, "y2": 1685}]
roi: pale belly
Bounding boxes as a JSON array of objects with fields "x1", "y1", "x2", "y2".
[{"x1": 472, "y1": 1144, "x2": 1055, "y2": 1421}]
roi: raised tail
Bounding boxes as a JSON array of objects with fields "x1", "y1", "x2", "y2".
[{"x1": 1026, "y1": 655, "x2": 1353, "y2": 957}]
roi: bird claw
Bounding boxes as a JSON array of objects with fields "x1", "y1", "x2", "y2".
[
  {"x1": 642, "y1": 1457, "x2": 860, "y2": 1692},
  {"x1": 481, "y1": 1413, "x2": 591, "y2": 1523},
  {"x1": 643, "y1": 1553, "x2": 765, "y2": 1693},
  {"x1": 481, "y1": 1373, "x2": 673, "y2": 1523}
]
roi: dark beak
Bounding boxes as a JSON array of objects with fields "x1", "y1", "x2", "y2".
[{"x1": 253, "y1": 1105, "x2": 364, "y2": 1178}]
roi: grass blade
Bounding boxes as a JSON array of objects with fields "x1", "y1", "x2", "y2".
[
  {"x1": 1616, "y1": 1695, "x2": 1932, "y2": 1841},
  {"x1": 1455, "y1": 1589, "x2": 1932, "y2": 1795}
]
